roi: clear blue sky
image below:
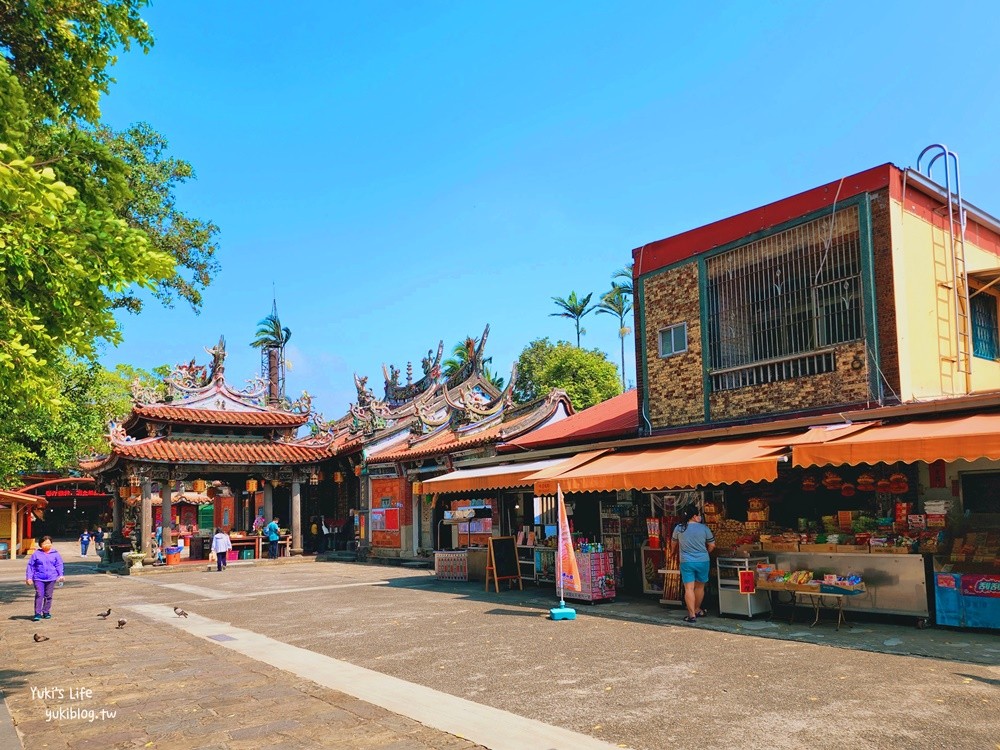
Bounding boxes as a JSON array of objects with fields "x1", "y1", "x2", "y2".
[{"x1": 97, "y1": 1, "x2": 1000, "y2": 419}]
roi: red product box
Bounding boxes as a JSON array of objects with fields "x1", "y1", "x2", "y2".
[{"x1": 926, "y1": 514, "x2": 947, "y2": 528}]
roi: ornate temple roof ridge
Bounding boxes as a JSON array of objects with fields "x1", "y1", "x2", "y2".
[
  {"x1": 129, "y1": 336, "x2": 313, "y2": 427},
  {"x1": 382, "y1": 340, "x2": 444, "y2": 406}
]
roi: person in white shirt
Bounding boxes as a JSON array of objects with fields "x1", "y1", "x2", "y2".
[
  {"x1": 211, "y1": 528, "x2": 233, "y2": 572},
  {"x1": 320, "y1": 518, "x2": 330, "y2": 553}
]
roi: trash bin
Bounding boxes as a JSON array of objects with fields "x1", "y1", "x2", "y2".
[{"x1": 165, "y1": 546, "x2": 182, "y2": 566}]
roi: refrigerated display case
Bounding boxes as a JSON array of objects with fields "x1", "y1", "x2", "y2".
[
  {"x1": 600, "y1": 510, "x2": 622, "y2": 585},
  {"x1": 717, "y1": 554, "x2": 771, "y2": 617}
]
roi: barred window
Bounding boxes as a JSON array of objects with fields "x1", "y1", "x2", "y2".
[
  {"x1": 971, "y1": 292, "x2": 1000, "y2": 360},
  {"x1": 705, "y1": 206, "x2": 863, "y2": 389}
]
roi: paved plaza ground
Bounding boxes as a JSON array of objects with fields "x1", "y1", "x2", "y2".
[{"x1": 0, "y1": 544, "x2": 998, "y2": 750}]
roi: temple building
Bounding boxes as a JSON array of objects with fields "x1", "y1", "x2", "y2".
[
  {"x1": 338, "y1": 326, "x2": 573, "y2": 558},
  {"x1": 80, "y1": 337, "x2": 344, "y2": 557}
]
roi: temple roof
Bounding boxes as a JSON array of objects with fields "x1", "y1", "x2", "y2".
[
  {"x1": 368, "y1": 390, "x2": 572, "y2": 463},
  {"x1": 80, "y1": 436, "x2": 338, "y2": 471},
  {"x1": 131, "y1": 404, "x2": 309, "y2": 428}
]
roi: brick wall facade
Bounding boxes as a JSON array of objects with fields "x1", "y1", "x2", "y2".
[
  {"x1": 640, "y1": 197, "x2": 883, "y2": 431},
  {"x1": 869, "y1": 188, "x2": 900, "y2": 399},
  {"x1": 708, "y1": 341, "x2": 869, "y2": 420},
  {"x1": 642, "y1": 262, "x2": 705, "y2": 429}
]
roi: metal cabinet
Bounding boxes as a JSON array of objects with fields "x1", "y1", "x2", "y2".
[{"x1": 717, "y1": 555, "x2": 771, "y2": 618}]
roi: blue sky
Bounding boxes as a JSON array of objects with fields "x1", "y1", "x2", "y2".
[{"x1": 98, "y1": 1, "x2": 1000, "y2": 419}]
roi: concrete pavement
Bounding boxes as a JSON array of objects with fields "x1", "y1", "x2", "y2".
[{"x1": 1, "y1": 555, "x2": 998, "y2": 750}]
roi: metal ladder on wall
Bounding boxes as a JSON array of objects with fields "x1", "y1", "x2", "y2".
[{"x1": 917, "y1": 144, "x2": 971, "y2": 391}]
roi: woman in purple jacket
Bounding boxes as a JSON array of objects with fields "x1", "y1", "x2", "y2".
[{"x1": 25, "y1": 536, "x2": 65, "y2": 622}]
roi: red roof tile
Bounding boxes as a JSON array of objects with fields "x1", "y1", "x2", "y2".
[
  {"x1": 108, "y1": 437, "x2": 337, "y2": 465},
  {"x1": 133, "y1": 405, "x2": 308, "y2": 427},
  {"x1": 505, "y1": 391, "x2": 638, "y2": 450}
]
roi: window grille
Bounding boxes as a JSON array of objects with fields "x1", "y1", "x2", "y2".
[
  {"x1": 710, "y1": 351, "x2": 836, "y2": 392},
  {"x1": 971, "y1": 292, "x2": 1000, "y2": 360},
  {"x1": 705, "y1": 205, "x2": 863, "y2": 390},
  {"x1": 658, "y1": 322, "x2": 688, "y2": 358}
]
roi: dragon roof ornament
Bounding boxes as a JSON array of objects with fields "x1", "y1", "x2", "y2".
[
  {"x1": 350, "y1": 373, "x2": 393, "y2": 435},
  {"x1": 382, "y1": 340, "x2": 444, "y2": 406}
]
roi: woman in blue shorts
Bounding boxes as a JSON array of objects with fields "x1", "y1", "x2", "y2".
[{"x1": 670, "y1": 505, "x2": 716, "y2": 623}]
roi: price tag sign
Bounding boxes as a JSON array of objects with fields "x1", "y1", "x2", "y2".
[{"x1": 739, "y1": 570, "x2": 757, "y2": 594}]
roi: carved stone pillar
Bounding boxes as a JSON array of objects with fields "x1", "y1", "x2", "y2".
[
  {"x1": 291, "y1": 480, "x2": 302, "y2": 555},
  {"x1": 162, "y1": 481, "x2": 173, "y2": 547},
  {"x1": 140, "y1": 480, "x2": 152, "y2": 556},
  {"x1": 263, "y1": 483, "x2": 273, "y2": 522},
  {"x1": 113, "y1": 487, "x2": 122, "y2": 533}
]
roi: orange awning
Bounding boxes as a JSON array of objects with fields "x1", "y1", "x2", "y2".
[
  {"x1": 530, "y1": 437, "x2": 788, "y2": 494},
  {"x1": 793, "y1": 412, "x2": 1000, "y2": 467},
  {"x1": 417, "y1": 458, "x2": 570, "y2": 495}
]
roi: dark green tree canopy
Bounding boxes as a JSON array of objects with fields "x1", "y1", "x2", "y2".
[
  {"x1": 0, "y1": 2, "x2": 218, "y2": 484},
  {"x1": 514, "y1": 338, "x2": 622, "y2": 411}
]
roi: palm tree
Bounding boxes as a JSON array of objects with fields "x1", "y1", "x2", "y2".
[
  {"x1": 596, "y1": 285, "x2": 632, "y2": 389},
  {"x1": 250, "y1": 313, "x2": 291, "y2": 350},
  {"x1": 550, "y1": 291, "x2": 596, "y2": 347},
  {"x1": 251, "y1": 304, "x2": 291, "y2": 403},
  {"x1": 612, "y1": 262, "x2": 634, "y2": 297},
  {"x1": 443, "y1": 336, "x2": 504, "y2": 389}
]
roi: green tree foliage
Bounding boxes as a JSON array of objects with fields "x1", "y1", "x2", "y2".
[
  {"x1": 612, "y1": 262, "x2": 634, "y2": 296},
  {"x1": 0, "y1": 357, "x2": 163, "y2": 486},
  {"x1": 596, "y1": 285, "x2": 633, "y2": 390},
  {"x1": 0, "y1": 3, "x2": 218, "y2": 484},
  {"x1": 550, "y1": 290, "x2": 596, "y2": 347},
  {"x1": 513, "y1": 338, "x2": 621, "y2": 411},
  {"x1": 0, "y1": 81, "x2": 174, "y2": 408},
  {"x1": 0, "y1": 0, "x2": 152, "y2": 126}
]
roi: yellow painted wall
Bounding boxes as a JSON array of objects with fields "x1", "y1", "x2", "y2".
[{"x1": 892, "y1": 200, "x2": 1000, "y2": 399}]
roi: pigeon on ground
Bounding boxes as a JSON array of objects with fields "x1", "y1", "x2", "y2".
[
  {"x1": 33, "y1": 633, "x2": 49, "y2": 642},
  {"x1": 97, "y1": 609, "x2": 111, "y2": 619},
  {"x1": 174, "y1": 607, "x2": 188, "y2": 618},
  {"x1": 116, "y1": 619, "x2": 127, "y2": 629}
]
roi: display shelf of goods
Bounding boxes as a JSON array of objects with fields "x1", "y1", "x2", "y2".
[
  {"x1": 658, "y1": 542, "x2": 682, "y2": 604},
  {"x1": 516, "y1": 546, "x2": 536, "y2": 580},
  {"x1": 642, "y1": 546, "x2": 666, "y2": 595},
  {"x1": 535, "y1": 548, "x2": 556, "y2": 583}
]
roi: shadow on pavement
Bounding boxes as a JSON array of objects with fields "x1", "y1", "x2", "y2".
[{"x1": 955, "y1": 672, "x2": 1000, "y2": 687}]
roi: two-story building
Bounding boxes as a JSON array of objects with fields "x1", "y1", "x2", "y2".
[{"x1": 528, "y1": 151, "x2": 1000, "y2": 626}]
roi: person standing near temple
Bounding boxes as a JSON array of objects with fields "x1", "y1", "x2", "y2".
[
  {"x1": 265, "y1": 516, "x2": 281, "y2": 559},
  {"x1": 670, "y1": 504, "x2": 716, "y2": 624},
  {"x1": 211, "y1": 528, "x2": 233, "y2": 572},
  {"x1": 25, "y1": 536, "x2": 65, "y2": 621},
  {"x1": 79, "y1": 528, "x2": 91, "y2": 557},
  {"x1": 93, "y1": 526, "x2": 105, "y2": 555}
]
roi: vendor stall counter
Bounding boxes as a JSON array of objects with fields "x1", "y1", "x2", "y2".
[
  {"x1": 774, "y1": 551, "x2": 929, "y2": 621},
  {"x1": 717, "y1": 554, "x2": 771, "y2": 617},
  {"x1": 434, "y1": 547, "x2": 488, "y2": 582}
]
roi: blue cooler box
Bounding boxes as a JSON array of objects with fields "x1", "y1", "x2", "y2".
[
  {"x1": 934, "y1": 573, "x2": 963, "y2": 627},
  {"x1": 961, "y1": 574, "x2": 1000, "y2": 630}
]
